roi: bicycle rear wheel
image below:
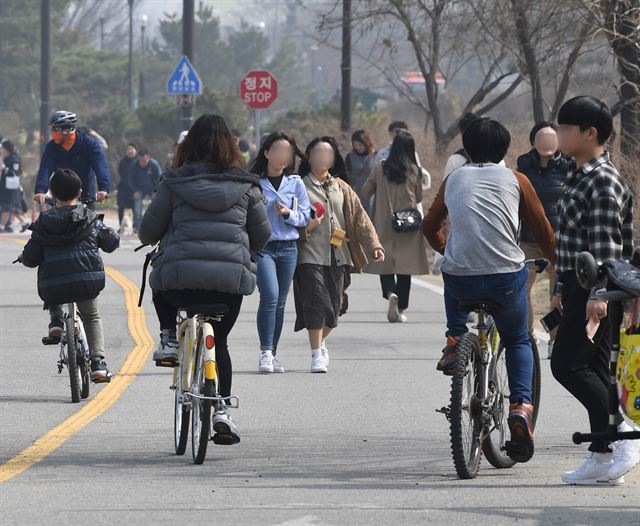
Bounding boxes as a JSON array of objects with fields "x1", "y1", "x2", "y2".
[
  {"x1": 449, "y1": 332, "x2": 483, "y2": 479},
  {"x1": 483, "y1": 340, "x2": 515, "y2": 469},
  {"x1": 66, "y1": 316, "x2": 82, "y2": 403},
  {"x1": 174, "y1": 358, "x2": 190, "y2": 455},
  {"x1": 80, "y1": 358, "x2": 90, "y2": 399},
  {"x1": 191, "y1": 333, "x2": 213, "y2": 464}
]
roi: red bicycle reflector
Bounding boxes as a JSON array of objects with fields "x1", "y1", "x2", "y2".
[{"x1": 205, "y1": 335, "x2": 215, "y2": 349}]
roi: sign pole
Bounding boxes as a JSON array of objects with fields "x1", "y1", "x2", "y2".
[
  {"x1": 181, "y1": 0, "x2": 195, "y2": 132},
  {"x1": 254, "y1": 110, "x2": 261, "y2": 152}
]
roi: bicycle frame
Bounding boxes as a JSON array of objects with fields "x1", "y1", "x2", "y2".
[
  {"x1": 172, "y1": 313, "x2": 238, "y2": 408},
  {"x1": 57, "y1": 303, "x2": 89, "y2": 373}
]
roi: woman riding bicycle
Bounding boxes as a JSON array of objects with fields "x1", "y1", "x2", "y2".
[{"x1": 138, "y1": 114, "x2": 271, "y2": 445}]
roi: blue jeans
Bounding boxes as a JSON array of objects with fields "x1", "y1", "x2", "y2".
[
  {"x1": 132, "y1": 195, "x2": 144, "y2": 231},
  {"x1": 442, "y1": 268, "x2": 532, "y2": 404},
  {"x1": 255, "y1": 240, "x2": 298, "y2": 353}
]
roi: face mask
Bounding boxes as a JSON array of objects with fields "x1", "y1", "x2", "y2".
[{"x1": 52, "y1": 131, "x2": 77, "y2": 151}]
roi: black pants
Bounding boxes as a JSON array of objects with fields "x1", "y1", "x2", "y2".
[
  {"x1": 153, "y1": 289, "x2": 243, "y2": 400},
  {"x1": 380, "y1": 274, "x2": 411, "y2": 310},
  {"x1": 550, "y1": 272, "x2": 623, "y2": 452}
]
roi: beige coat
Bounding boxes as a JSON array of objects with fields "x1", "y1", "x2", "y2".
[
  {"x1": 299, "y1": 175, "x2": 383, "y2": 272},
  {"x1": 363, "y1": 162, "x2": 429, "y2": 276}
]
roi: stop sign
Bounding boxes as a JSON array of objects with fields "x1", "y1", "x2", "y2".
[{"x1": 240, "y1": 70, "x2": 278, "y2": 110}]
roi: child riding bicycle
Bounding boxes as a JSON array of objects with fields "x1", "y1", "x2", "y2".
[
  {"x1": 422, "y1": 118, "x2": 556, "y2": 463},
  {"x1": 20, "y1": 168, "x2": 119, "y2": 382}
]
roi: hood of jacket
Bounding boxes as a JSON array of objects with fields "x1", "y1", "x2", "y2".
[
  {"x1": 162, "y1": 162, "x2": 262, "y2": 213},
  {"x1": 30, "y1": 204, "x2": 98, "y2": 245}
]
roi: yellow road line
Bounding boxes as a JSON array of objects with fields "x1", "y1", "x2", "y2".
[{"x1": 0, "y1": 266, "x2": 154, "y2": 484}]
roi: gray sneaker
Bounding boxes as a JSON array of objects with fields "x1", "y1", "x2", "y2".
[{"x1": 152, "y1": 331, "x2": 179, "y2": 364}]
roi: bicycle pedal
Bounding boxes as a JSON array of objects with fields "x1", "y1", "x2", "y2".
[
  {"x1": 155, "y1": 359, "x2": 178, "y2": 368},
  {"x1": 92, "y1": 375, "x2": 112, "y2": 384},
  {"x1": 42, "y1": 336, "x2": 61, "y2": 345}
]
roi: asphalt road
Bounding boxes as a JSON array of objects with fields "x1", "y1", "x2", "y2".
[{"x1": 1, "y1": 231, "x2": 638, "y2": 525}]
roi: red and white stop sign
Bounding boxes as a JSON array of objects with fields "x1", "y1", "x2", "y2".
[{"x1": 240, "y1": 70, "x2": 278, "y2": 110}]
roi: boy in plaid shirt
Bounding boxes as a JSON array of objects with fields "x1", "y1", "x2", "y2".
[{"x1": 553, "y1": 96, "x2": 637, "y2": 486}]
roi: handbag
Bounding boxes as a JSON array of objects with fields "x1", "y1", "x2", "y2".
[
  {"x1": 384, "y1": 174, "x2": 421, "y2": 233},
  {"x1": 5, "y1": 173, "x2": 20, "y2": 190},
  {"x1": 617, "y1": 297, "x2": 640, "y2": 425}
]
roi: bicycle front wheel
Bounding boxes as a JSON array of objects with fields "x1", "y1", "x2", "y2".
[
  {"x1": 529, "y1": 334, "x2": 541, "y2": 429},
  {"x1": 191, "y1": 334, "x2": 213, "y2": 464},
  {"x1": 449, "y1": 332, "x2": 483, "y2": 479},
  {"x1": 483, "y1": 332, "x2": 541, "y2": 468},
  {"x1": 66, "y1": 316, "x2": 82, "y2": 403}
]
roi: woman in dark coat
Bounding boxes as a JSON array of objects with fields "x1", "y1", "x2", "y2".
[{"x1": 138, "y1": 114, "x2": 271, "y2": 445}]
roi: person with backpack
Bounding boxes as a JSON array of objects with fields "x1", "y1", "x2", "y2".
[
  {"x1": 20, "y1": 168, "x2": 120, "y2": 382},
  {"x1": 517, "y1": 122, "x2": 572, "y2": 359}
]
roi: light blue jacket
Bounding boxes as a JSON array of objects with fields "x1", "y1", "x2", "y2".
[{"x1": 259, "y1": 174, "x2": 311, "y2": 242}]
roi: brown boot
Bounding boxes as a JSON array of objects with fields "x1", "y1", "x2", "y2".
[{"x1": 506, "y1": 400, "x2": 535, "y2": 462}]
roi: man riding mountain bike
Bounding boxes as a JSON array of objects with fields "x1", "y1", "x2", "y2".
[{"x1": 34, "y1": 111, "x2": 110, "y2": 209}]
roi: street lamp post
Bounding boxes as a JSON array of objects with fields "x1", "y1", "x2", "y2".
[
  {"x1": 139, "y1": 14, "x2": 147, "y2": 102},
  {"x1": 128, "y1": 0, "x2": 134, "y2": 109},
  {"x1": 99, "y1": 17, "x2": 105, "y2": 50}
]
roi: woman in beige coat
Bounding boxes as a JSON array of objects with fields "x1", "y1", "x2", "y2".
[
  {"x1": 294, "y1": 136, "x2": 384, "y2": 372},
  {"x1": 363, "y1": 131, "x2": 429, "y2": 323}
]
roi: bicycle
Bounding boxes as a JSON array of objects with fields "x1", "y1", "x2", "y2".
[
  {"x1": 158, "y1": 303, "x2": 239, "y2": 465},
  {"x1": 13, "y1": 253, "x2": 96, "y2": 403},
  {"x1": 573, "y1": 250, "x2": 640, "y2": 444},
  {"x1": 436, "y1": 258, "x2": 547, "y2": 479}
]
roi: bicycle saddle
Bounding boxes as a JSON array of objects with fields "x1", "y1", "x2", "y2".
[
  {"x1": 458, "y1": 299, "x2": 502, "y2": 313},
  {"x1": 183, "y1": 304, "x2": 229, "y2": 318}
]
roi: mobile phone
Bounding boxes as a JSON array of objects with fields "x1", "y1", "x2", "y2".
[{"x1": 541, "y1": 308, "x2": 562, "y2": 333}]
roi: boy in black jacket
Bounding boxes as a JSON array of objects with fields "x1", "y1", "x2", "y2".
[{"x1": 21, "y1": 168, "x2": 119, "y2": 382}]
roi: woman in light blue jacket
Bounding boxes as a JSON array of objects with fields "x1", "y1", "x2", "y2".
[{"x1": 248, "y1": 132, "x2": 311, "y2": 373}]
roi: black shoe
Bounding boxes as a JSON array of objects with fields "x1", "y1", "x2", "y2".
[
  {"x1": 48, "y1": 318, "x2": 64, "y2": 338},
  {"x1": 90, "y1": 358, "x2": 112, "y2": 383}
]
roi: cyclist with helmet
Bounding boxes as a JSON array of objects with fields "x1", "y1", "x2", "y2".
[{"x1": 34, "y1": 111, "x2": 110, "y2": 209}]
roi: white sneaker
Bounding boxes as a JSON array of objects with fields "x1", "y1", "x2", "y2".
[
  {"x1": 311, "y1": 352, "x2": 327, "y2": 373},
  {"x1": 561, "y1": 452, "x2": 623, "y2": 485},
  {"x1": 321, "y1": 341, "x2": 330, "y2": 367},
  {"x1": 547, "y1": 339, "x2": 554, "y2": 360},
  {"x1": 258, "y1": 351, "x2": 274, "y2": 373},
  {"x1": 211, "y1": 408, "x2": 240, "y2": 445},
  {"x1": 387, "y1": 293, "x2": 400, "y2": 323},
  {"x1": 272, "y1": 356, "x2": 285, "y2": 373},
  {"x1": 398, "y1": 314, "x2": 408, "y2": 323},
  {"x1": 609, "y1": 425, "x2": 640, "y2": 479}
]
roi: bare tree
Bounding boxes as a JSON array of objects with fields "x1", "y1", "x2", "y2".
[
  {"x1": 63, "y1": 0, "x2": 138, "y2": 51},
  {"x1": 470, "y1": 0, "x2": 595, "y2": 122},
  {"x1": 314, "y1": 0, "x2": 524, "y2": 154}
]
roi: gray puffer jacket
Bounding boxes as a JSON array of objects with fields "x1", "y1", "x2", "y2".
[{"x1": 138, "y1": 161, "x2": 271, "y2": 295}]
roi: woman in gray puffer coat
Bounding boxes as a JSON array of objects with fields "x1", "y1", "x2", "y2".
[{"x1": 138, "y1": 114, "x2": 271, "y2": 445}]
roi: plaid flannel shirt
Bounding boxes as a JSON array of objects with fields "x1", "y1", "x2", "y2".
[{"x1": 555, "y1": 151, "x2": 634, "y2": 274}]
